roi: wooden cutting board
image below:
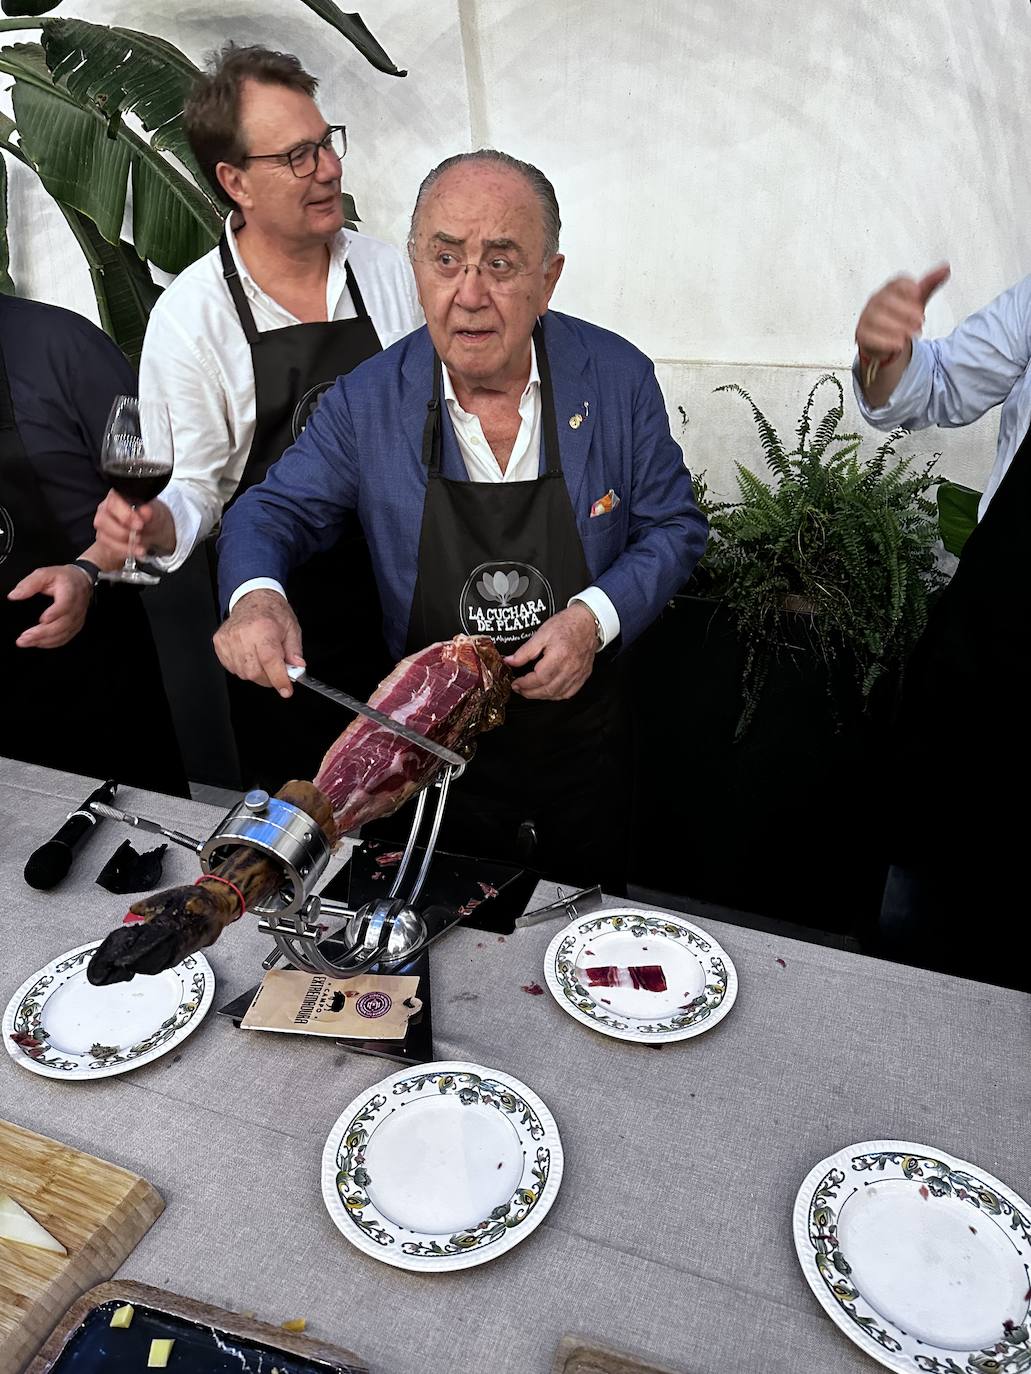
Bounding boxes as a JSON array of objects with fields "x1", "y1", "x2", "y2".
[{"x1": 0, "y1": 1120, "x2": 163, "y2": 1374}]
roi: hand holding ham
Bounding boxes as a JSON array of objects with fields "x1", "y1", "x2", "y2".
[
  {"x1": 856, "y1": 263, "x2": 951, "y2": 404},
  {"x1": 504, "y1": 602, "x2": 598, "y2": 701},
  {"x1": 7, "y1": 563, "x2": 93, "y2": 649},
  {"x1": 213, "y1": 588, "x2": 304, "y2": 697}
]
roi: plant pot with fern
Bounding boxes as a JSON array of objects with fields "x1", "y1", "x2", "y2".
[{"x1": 628, "y1": 374, "x2": 944, "y2": 931}]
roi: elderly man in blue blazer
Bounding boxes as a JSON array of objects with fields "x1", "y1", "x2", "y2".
[{"x1": 215, "y1": 149, "x2": 707, "y2": 890}]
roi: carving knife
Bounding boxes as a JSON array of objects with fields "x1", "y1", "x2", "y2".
[{"x1": 286, "y1": 665, "x2": 466, "y2": 768}]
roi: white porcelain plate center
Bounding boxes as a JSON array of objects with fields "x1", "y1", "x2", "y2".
[
  {"x1": 41, "y1": 970, "x2": 182, "y2": 1054},
  {"x1": 794, "y1": 1141, "x2": 1031, "y2": 1374},
  {"x1": 364, "y1": 1096, "x2": 523, "y2": 1233},
  {"x1": 321, "y1": 1062, "x2": 564, "y2": 1272},
  {"x1": 837, "y1": 1179, "x2": 1025, "y2": 1349}
]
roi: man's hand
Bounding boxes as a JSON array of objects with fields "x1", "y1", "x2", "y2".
[
  {"x1": 504, "y1": 603, "x2": 598, "y2": 701},
  {"x1": 213, "y1": 589, "x2": 304, "y2": 697},
  {"x1": 93, "y1": 492, "x2": 176, "y2": 563},
  {"x1": 856, "y1": 263, "x2": 951, "y2": 405},
  {"x1": 7, "y1": 564, "x2": 93, "y2": 649}
]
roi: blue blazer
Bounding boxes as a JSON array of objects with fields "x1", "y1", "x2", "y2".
[{"x1": 218, "y1": 310, "x2": 708, "y2": 660}]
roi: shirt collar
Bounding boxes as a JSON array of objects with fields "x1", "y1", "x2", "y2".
[
  {"x1": 222, "y1": 212, "x2": 353, "y2": 298},
  {"x1": 442, "y1": 338, "x2": 540, "y2": 412}
]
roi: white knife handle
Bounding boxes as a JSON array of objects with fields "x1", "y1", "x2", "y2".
[{"x1": 286, "y1": 664, "x2": 306, "y2": 681}]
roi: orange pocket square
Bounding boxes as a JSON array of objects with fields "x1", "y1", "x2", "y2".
[{"x1": 590, "y1": 489, "x2": 620, "y2": 517}]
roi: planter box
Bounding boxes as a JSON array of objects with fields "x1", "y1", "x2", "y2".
[{"x1": 627, "y1": 594, "x2": 893, "y2": 933}]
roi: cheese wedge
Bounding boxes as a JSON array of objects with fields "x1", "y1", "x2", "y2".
[{"x1": 0, "y1": 1191, "x2": 67, "y2": 1255}]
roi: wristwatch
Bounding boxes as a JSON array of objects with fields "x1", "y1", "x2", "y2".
[{"x1": 69, "y1": 558, "x2": 100, "y2": 590}]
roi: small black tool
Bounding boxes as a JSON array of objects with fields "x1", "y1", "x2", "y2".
[
  {"x1": 24, "y1": 779, "x2": 117, "y2": 891},
  {"x1": 95, "y1": 839, "x2": 167, "y2": 894}
]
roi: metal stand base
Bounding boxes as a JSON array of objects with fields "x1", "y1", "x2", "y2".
[
  {"x1": 92, "y1": 760, "x2": 471, "y2": 1065},
  {"x1": 216, "y1": 945, "x2": 434, "y2": 1066}
]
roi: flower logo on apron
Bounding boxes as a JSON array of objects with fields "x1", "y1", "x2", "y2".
[
  {"x1": 0, "y1": 504, "x2": 14, "y2": 568},
  {"x1": 458, "y1": 561, "x2": 555, "y2": 649},
  {"x1": 291, "y1": 380, "x2": 336, "y2": 441}
]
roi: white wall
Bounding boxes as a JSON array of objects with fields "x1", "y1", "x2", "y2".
[{"x1": 4, "y1": 0, "x2": 1029, "y2": 496}]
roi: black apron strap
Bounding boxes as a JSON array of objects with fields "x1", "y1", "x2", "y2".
[
  {"x1": 420, "y1": 324, "x2": 557, "y2": 479},
  {"x1": 344, "y1": 259, "x2": 371, "y2": 321},
  {"x1": 0, "y1": 344, "x2": 18, "y2": 431},
  {"x1": 218, "y1": 232, "x2": 261, "y2": 346},
  {"x1": 421, "y1": 357, "x2": 444, "y2": 474}
]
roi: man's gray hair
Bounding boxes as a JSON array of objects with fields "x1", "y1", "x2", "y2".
[{"x1": 408, "y1": 150, "x2": 561, "y2": 259}]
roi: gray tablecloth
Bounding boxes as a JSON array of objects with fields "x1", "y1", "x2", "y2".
[{"x1": 1, "y1": 757, "x2": 1028, "y2": 1374}]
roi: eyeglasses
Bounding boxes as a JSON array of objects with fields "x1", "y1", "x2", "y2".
[
  {"x1": 412, "y1": 249, "x2": 547, "y2": 293},
  {"x1": 242, "y1": 125, "x2": 347, "y2": 178}
]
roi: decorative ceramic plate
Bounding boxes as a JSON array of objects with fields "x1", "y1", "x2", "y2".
[
  {"x1": 793, "y1": 1139, "x2": 1031, "y2": 1373},
  {"x1": 321, "y1": 1060, "x2": 563, "y2": 1272},
  {"x1": 543, "y1": 907, "x2": 738, "y2": 1043},
  {"x1": 3, "y1": 941, "x2": 214, "y2": 1080}
]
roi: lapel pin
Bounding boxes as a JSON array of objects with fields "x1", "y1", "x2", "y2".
[
  {"x1": 569, "y1": 413, "x2": 583, "y2": 429},
  {"x1": 583, "y1": 401, "x2": 590, "y2": 418}
]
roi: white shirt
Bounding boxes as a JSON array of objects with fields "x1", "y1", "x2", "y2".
[
  {"x1": 852, "y1": 274, "x2": 1031, "y2": 522},
  {"x1": 233, "y1": 339, "x2": 621, "y2": 647},
  {"x1": 143, "y1": 216, "x2": 422, "y2": 571}
]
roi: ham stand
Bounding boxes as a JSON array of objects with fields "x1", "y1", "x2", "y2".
[{"x1": 91, "y1": 761, "x2": 470, "y2": 1063}]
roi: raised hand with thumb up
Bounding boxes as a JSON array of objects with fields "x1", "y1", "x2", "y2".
[{"x1": 855, "y1": 263, "x2": 951, "y2": 404}]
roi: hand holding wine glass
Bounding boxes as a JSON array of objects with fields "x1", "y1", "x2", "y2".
[{"x1": 99, "y1": 396, "x2": 173, "y2": 586}]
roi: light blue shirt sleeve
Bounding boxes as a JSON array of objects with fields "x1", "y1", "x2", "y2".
[{"x1": 853, "y1": 275, "x2": 1031, "y2": 431}]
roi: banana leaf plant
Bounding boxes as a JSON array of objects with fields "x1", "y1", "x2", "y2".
[{"x1": 0, "y1": 3, "x2": 404, "y2": 363}]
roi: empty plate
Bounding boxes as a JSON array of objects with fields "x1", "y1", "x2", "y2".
[
  {"x1": 794, "y1": 1139, "x2": 1031, "y2": 1372},
  {"x1": 321, "y1": 1061, "x2": 563, "y2": 1272}
]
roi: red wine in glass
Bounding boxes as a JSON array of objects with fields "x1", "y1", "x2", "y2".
[
  {"x1": 100, "y1": 396, "x2": 173, "y2": 586},
  {"x1": 107, "y1": 469, "x2": 172, "y2": 506}
]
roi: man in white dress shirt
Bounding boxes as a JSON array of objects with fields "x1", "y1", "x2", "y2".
[
  {"x1": 93, "y1": 43, "x2": 420, "y2": 572},
  {"x1": 92, "y1": 44, "x2": 421, "y2": 785}
]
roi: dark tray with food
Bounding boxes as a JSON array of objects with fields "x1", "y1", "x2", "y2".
[{"x1": 28, "y1": 1281, "x2": 367, "y2": 1374}]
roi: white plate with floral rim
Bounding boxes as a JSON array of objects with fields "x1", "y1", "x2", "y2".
[
  {"x1": 321, "y1": 1060, "x2": 563, "y2": 1272},
  {"x1": 3, "y1": 940, "x2": 214, "y2": 1080},
  {"x1": 543, "y1": 906, "x2": 738, "y2": 1044},
  {"x1": 793, "y1": 1139, "x2": 1031, "y2": 1374}
]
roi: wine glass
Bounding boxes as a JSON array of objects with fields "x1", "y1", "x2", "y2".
[{"x1": 99, "y1": 395, "x2": 173, "y2": 586}]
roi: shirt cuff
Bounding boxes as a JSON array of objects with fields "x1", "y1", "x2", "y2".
[
  {"x1": 852, "y1": 340, "x2": 933, "y2": 424},
  {"x1": 146, "y1": 487, "x2": 199, "y2": 574},
  {"x1": 569, "y1": 587, "x2": 621, "y2": 649},
  {"x1": 228, "y1": 578, "x2": 288, "y2": 614}
]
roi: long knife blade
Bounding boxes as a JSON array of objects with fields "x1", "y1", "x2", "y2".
[{"x1": 286, "y1": 666, "x2": 466, "y2": 768}]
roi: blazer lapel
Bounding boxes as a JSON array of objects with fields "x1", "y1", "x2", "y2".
[
  {"x1": 399, "y1": 329, "x2": 438, "y2": 474},
  {"x1": 540, "y1": 313, "x2": 595, "y2": 518}
]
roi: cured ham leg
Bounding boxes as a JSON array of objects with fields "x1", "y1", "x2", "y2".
[{"x1": 87, "y1": 637, "x2": 510, "y2": 985}]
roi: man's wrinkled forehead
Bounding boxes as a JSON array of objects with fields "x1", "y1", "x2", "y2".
[{"x1": 415, "y1": 163, "x2": 544, "y2": 249}]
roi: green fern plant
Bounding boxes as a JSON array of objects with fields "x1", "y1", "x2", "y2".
[{"x1": 697, "y1": 373, "x2": 944, "y2": 737}]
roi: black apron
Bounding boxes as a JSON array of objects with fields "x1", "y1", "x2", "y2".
[
  {"x1": 216, "y1": 232, "x2": 390, "y2": 789},
  {"x1": 0, "y1": 342, "x2": 187, "y2": 795},
  {"x1": 403, "y1": 322, "x2": 630, "y2": 892},
  {"x1": 882, "y1": 419, "x2": 1030, "y2": 981}
]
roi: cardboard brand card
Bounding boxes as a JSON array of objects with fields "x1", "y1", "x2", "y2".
[{"x1": 241, "y1": 970, "x2": 422, "y2": 1041}]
